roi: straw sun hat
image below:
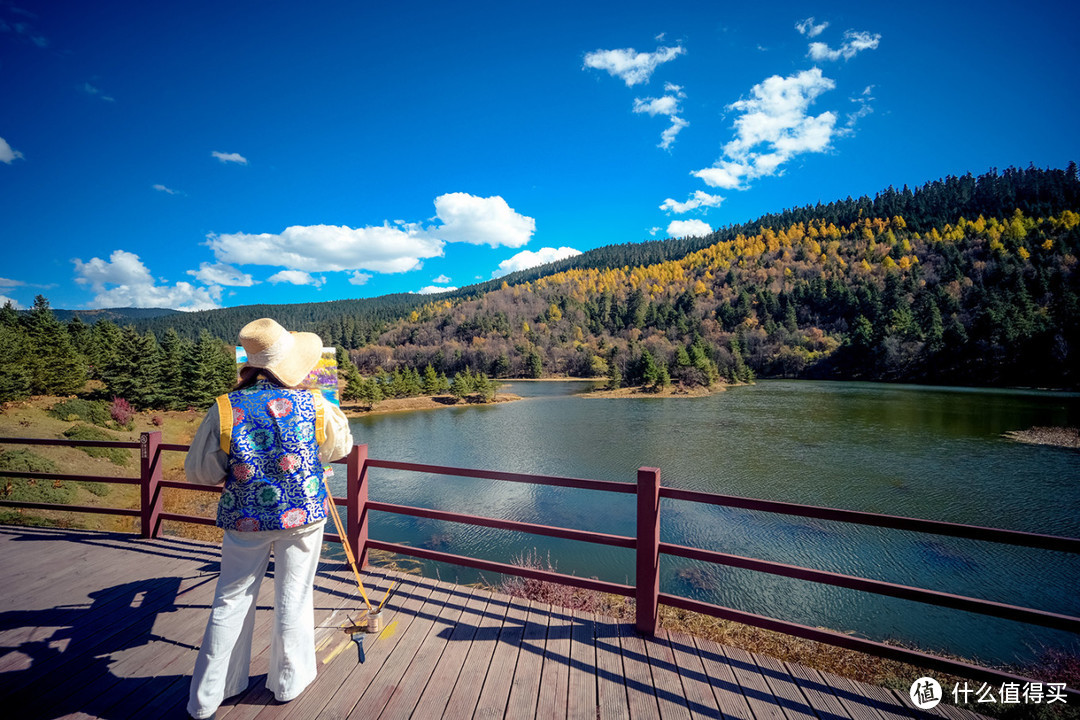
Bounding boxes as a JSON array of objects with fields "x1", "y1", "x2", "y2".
[{"x1": 238, "y1": 318, "x2": 323, "y2": 387}]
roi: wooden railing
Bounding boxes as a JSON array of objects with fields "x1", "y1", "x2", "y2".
[{"x1": 1, "y1": 432, "x2": 1078, "y2": 700}]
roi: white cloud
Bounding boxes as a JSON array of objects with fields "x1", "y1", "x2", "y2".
[
  {"x1": 82, "y1": 82, "x2": 115, "y2": 102},
  {"x1": 0, "y1": 136, "x2": 24, "y2": 164},
  {"x1": 795, "y1": 17, "x2": 829, "y2": 38},
  {"x1": 584, "y1": 45, "x2": 685, "y2": 87},
  {"x1": 426, "y1": 193, "x2": 535, "y2": 248},
  {"x1": 692, "y1": 68, "x2": 838, "y2": 190},
  {"x1": 1, "y1": 14, "x2": 49, "y2": 48},
  {"x1": 667, "y1": 219, "x2": 712, "y2": 238},
  {"x1": 152, "y1": 183, "x2": 179, "y2": 195},
  {"x1": 208, "y1": 223, "x2": 445, "y2": 273},
  {"x1": 660, "y1": 190, "x2": 725, "y2": 214},
  {"x1": 207, "y1": 193, "x2": 533, "y2": 283},
  {"x1": 0, "y1": 277, "x2": 24, "y2": 289},
  {"x1": 808, "y1": 30, "x2": 881, "y2": 61},
  {"x1": 267, "y1": 270, "x2": 325, "y2": 287},
  {"x1": 433, "y1": 274, "x2": 452, "y2": 284},
  {"x1": 187, "y1": 262, "x2": 255, "y2": 287},
  {"x1": 493, "y1": 246, "x2": 582, "y2": 277},
  {"x1": 212, "y1": 151, "x2": 248, "y2": 165},
  {"x1": 844, "y1": 86, "x2": 876, "y2": 130},
  {"x1": 649, "y1": 227, "x2": 661, "y2": 236},
  {"x1": 416, "y1": 285, "x2": 458, "y2": 295},
  {"x1": 0, "y1": 295, "x2": 22, "y2": 309},
  {"x1": 73, "y1": 250, "x2": 221, "y2": 311},
  {"x1": 633, "y1": 82, "x2": 688, "y2": 150}
]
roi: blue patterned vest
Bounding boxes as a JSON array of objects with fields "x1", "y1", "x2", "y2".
[{"x1": 214, "y1": 379, "x2": 328, "y2": 532}]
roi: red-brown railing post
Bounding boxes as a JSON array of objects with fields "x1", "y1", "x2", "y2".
[
  {"x1": 636, "y1": 466, "x2": 661, "y2": 635},
  {"x1": 347, "y1": 444, "x2": 369, "y2": 568},
  {"x1": 140, "y1": 431, "x2": 163, "y2": 538}
]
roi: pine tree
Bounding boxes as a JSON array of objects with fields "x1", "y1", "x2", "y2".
[
  {"x1": 422, "y1": 364, "x2": 441, "y2": 395},
  {"x1": 0, "y1": 323, "x2": 32, "y2": 401},
  {"x1": 22, "y1": 295, "x2": 86, "y2": 395},
  {"x1": 183, "y1": 331, "x2": 233, "y2": 408},
  {"x1": 160, "y1": 328, "x2": 190, "y2": 410}
]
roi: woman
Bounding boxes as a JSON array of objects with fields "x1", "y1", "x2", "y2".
[{"x1": 184, "y1": 318, "x2": 353, "y2": 720}]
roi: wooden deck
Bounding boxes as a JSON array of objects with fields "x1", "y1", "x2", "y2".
[{"x1": 0, "y1": 525, "x2": 988, "y2": 720}]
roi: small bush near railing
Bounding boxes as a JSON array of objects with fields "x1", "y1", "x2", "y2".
[
  {"x1": 0, "y1": 449, "x2": 66, "y2": 502},
  {"x1": 62, "y1": 425, "x2": 130, "y2": 466},
  {"x1": 109, "y1": 397, "x2": 135, "y2": 429},
  {"x1": 498, "y1": 549, "x2": 631, "y2": 615},
  {"x1": 47, "y1": 398, "x2": 111, "y2": 427}
]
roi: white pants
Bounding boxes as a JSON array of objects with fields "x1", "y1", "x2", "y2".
[{"x1": 187, "y1": 520, "x2": 325, "y2": 719}]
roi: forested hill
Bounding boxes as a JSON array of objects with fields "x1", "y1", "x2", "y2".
[{"x1": 352, "y1": 165, "x2": 1080, "y2": 389}]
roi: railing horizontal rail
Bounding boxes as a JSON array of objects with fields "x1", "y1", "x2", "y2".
[
  {"x1": 0, "y1": 470, "x2": 142, "y2": 485},
  {"x1": 157, "y1": 513, "x2": 217, "y2": 527},
  {"x1": 660, "y1": 487, "x2": 1080, "y2": 554},
  {"x1": 0, "y1": 437, "x2": 141, "y2": 450},
  {"x1": 661, "y1": 541, "x2": 1080, "y2": 633},
  {"x1": 657, "y1": 592, "x2": 1080, "y2": 701},
  {"x1": 367, "y1": 500, "x2": 637, "y2": 549},
  {"x1": 367, "y1": 538, "x2": 635, "y2": 598},
  {"x1": 159, "y1": 480, "x2": 223, "y2": 493},
  {"x1": 159, "y1": 443, "x2": 191, "y2": 452},
  {"x1": 0, "y1": 500, "x2": 140, "y2": 517},
  {"x1": 366, "y1": 459, "x2": 635, "y2": 495}
]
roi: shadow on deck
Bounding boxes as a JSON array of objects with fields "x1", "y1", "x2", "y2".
[{"x1": 0, "y1": 526, "x2": 987, "y2": 720}]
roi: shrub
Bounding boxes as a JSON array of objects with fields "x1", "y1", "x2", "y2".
[
  {"x1": 47, "y1": 398, "x2": 111, "y2": 427},
  {"x1": 109, "y1": 397, "x2": 135, "y2": 429},
  {"x1": 0, "y1": 449, "x2": 73, "y2": 504},
  {"x1": 62, "y1": 425, "x2": 130, "y2": 466}
]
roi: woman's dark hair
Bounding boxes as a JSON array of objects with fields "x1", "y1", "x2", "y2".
[{"x1": 231, "y1": 367, "x2": 286, "y2": 392}]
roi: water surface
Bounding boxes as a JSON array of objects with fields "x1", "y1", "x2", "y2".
[{"x1": 333, "y1": 380, "x2": 1080, "y2": 666}]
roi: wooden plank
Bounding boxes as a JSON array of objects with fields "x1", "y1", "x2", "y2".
[
  {"x1": 375, "y1": 581, "x2": 475, "y2": 719},
  {"x1": 692, "y1": 636, "x2": 755, "y2": 720},
  {"x1": 783, "y1": 662, "x2": 854, "y2": 720},
  {"x1": 344, "y1": 580, "x2": 456, "y2": 718},
  {"x1": 534, "y1": 603, "x2": 572, "y2": 720},
  {"x1": 594, "y1": 613, "x2": 629, "y2": 720},
  {"x1": 753, "y1": 652, "x2": 818, "y2": 719},
  {"x1": 504, "y1": 599, "x2": 549, "y2": 720},
  {"x1": 814, "y1": 670, "x2": 887, "y2": 720},
  {"x1": 408, "y1": 585, "x2": 494, "y2": 719},
  {"x1": 849, "y1": 678, "x2": 920, "y2": 720},
  {"x1": 38, "y1": 570, "x2": 238, "y2": 719},
  {"x1": 720, "y1": 645, "x2": 786, "y2": 720},
  {"x1": 4, "y1": 568, "x2": 220, "y2": 716},
  {"x1": 439, "y1": 589, "x2": 511, "y2": 719},
  {"x1": 641, "y1": 630, "x2": 692, "y2": 720},
  {"x1": 617, "y1": 620, "x2": 662, "y2": 720},
  {"x1": 473, "y1": 594, "x2": 530, "y2": 719},
  {"x1": 664, "y1": 630, "x2": 722, "y2": 720},
  {"x1": 566, "y1": 609, "x2": 598, "y2": 720},
  {"x1": 253, "y1": 570, "x2": 431, "y2": 720}
]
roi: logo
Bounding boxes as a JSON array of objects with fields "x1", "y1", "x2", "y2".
[{"x1": 910, "y1": 677, "x2": 942, "y2": 709}]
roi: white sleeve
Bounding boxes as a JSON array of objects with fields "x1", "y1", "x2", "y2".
[
  {"x1": 317, "y1": 394, "x2": 355, "y2": 463},
  {"x1": 184, "y1": 404, "x2": 229, "y2": 485}
]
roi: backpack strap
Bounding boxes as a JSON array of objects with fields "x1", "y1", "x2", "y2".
[{"x1": 215, "y1": 394, "x2": 233, "y2": 454}]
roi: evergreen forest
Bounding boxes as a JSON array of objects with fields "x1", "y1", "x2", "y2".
[{"x1": 2, "y1": 164, "x2": 1078, "y2": 407}]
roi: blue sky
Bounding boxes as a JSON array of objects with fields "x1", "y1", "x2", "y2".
[{"x1": 2, "y1": 0, "x2": 1078, "y2": 311}]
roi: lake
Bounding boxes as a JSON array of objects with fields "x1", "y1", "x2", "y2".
[{"x1": 331, "y1": 379, "x2": 1080, "y2": 667}]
